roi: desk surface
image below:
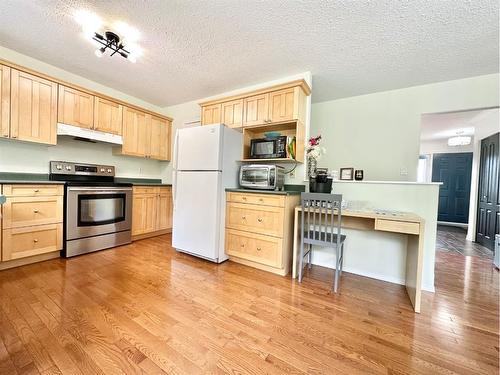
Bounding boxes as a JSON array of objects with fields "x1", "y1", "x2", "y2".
[{"x1": 294, "y1": 206, "x2": 424, "y2": 224}]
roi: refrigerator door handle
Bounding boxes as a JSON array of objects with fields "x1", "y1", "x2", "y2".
[{"x1": 172, "y1": 129, "x2": 180, "y2": 171}]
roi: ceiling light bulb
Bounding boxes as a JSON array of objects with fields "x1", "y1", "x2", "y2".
[
  {"x1": 94, "y1": 48, "x2": 105, "y2": 57},
  {"x1": 74, "y1": 9, "x2": 102, "y2": 39}
]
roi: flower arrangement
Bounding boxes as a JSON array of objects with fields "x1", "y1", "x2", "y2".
[
  {"x1": 306, "y1": 135, "x2": 325, "y2": 178},
  {"x1": 306, "y1": 135, "x2": 326, "y2": 160}
]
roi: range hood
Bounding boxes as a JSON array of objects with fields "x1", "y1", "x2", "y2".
[{"x1": 57, "y1": 123, "x2": 123, "y2": 145}]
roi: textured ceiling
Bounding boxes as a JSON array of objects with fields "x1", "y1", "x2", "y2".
[
  {"x1": 420, "y1": 108, "x2": 499, "y2": 141},
  {"x1": 0, "y1": 0, "x2": 498, "y2": 107}
]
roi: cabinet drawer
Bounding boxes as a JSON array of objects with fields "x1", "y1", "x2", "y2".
[
  {"x1": 3, "y1": 184, "x2": 63, "y2": 197},
  {"x1": 227, "y1": 192, "x2": 285, "y2": 207},
  {"x1": 159, "y1": 186, "x2": 172, "y2": 195},
  {"x1": 133, "y1": 186, "x2": 160, "y2": 195},
  {"x1": 2, "y1": 196, "x2": 63, "y2": 228},
  {"x1": 226, "y1": 229, "x2": 282, "y2": 268},
  {"x1": 375, "y1": 219, "x2": 420, "y2": 235},
  {"x1": 2, "y1": 223, "x2": 63, "y2": 261},
  {"x1": 226, "y1": 202, "x2": 284, "y2": 237}
]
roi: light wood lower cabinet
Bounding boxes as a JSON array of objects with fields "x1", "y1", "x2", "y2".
[
  {"x1": 225, "y1": 191, "x2": 299, "y2": 276},
  {"x1": 132, "y1": 186, "x2": 173, "y2": 239},
  {"x1": 1, "y1": 184, "x2": 64, "y2": 262},
  {"x1": 3, "y1": 223, "x2": 62, "y2": 261}
]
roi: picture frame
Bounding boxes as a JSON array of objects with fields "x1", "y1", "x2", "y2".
[{"x1": 340, "y1": 167, "x2": 354, "y2": 180}]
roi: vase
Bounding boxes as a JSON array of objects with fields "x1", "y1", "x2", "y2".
[{"x1": 307, "y1": 156, "x2": 317, "y2": 178}]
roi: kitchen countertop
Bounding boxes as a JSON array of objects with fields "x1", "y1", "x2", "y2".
[
  {"x1": 0, "y1": 173, "x2": 171, "y2": 186},
  {"x1": 115, "y1": 178, "x2": 171, "y2": 186},
  {"x1": 0, "y1": 173, "x2": 64, "y2": 184},
  {"x1": 226, "y1": 187, "x2": 303, "y2": 196}
]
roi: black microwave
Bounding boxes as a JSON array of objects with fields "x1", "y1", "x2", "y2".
[{"x1": 250, "y1": 136, "x2": 287, "y2": 159}]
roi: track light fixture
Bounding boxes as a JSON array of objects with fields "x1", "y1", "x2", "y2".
[{"x1": 92, "y1": 31, "x2": 135, "y2": 62}]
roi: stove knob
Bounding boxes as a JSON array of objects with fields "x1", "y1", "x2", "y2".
[
  {"x1": 107, "y1": 168, "x2": 112, "y2": 173},
  {"x1": 56, "y1": 164, "x2": 63, "y2": 170},
  {"x1": 100, "y1": 168, "x2": 105, "y2": 172},
  {"x1": 65, "y1": 165, "x2": 72, "y2": 171}
]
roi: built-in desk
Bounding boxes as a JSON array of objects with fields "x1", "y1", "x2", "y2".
[{"x1": 292, "y1": 207, "x2": 425, "y2": 313}]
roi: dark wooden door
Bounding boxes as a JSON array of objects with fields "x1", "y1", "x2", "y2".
[
  {"x1": 476, "y1": 132, "x2": 500, "y2": 250},
  {"x1": 432, "y1": 152, "x2": 473, "y2": 224}
]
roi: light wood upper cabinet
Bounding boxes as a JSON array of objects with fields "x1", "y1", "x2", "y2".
[
  {"x1": 201, "y1": 104, "x2": 221, "y2": 125},
  {"x1": 243, "y1": 93, "x2": 269, "y2": 127},
  {"x1": 57, "y1": 85, "x2": 94, "y2": 129},
  {"x1": 94, "y1": 97, "x2": 123, "y2": 135},
  {"x1": 10, "y1": 69, "x2": 57, "y2": 145},
  {"x1": 269, "y1": 88, "x2": 295, "y2": 123},
  {"x1": 0, "y1": 65, "x2": 10, "y2": 139},
  {"x1": 120, "y1": 107, "x2": 171, "y2": 160},
  {"x1": 221, "y1": 99, "x2": 243, "y2": 128},
  {"x1": 122, "y1": 106, "x2": 151, "y2": 157},
  {"x1": 149, "y1": 116, "x2": 171, "y2": 161}
]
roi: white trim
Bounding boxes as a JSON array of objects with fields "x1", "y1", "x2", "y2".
[
  {"x1": 311, "y1": 263, "x2": 436, "y2": 293},
  {"x1": 437, "y1": 221, "x2": 468, "y2": 228},
  {"x1": 333, "y1": 180, "x2": 442, "y2": 186}
]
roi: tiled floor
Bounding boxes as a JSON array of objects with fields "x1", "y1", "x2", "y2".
[{"x1": 436, "y1": 224, "x2": 493, "y2": 258}]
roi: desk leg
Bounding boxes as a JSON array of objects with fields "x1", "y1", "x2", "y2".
[
  {"x1": 292, "y1": 208, "x2": 299, "y2": 279},
  {"x1": 405, "y1": 225, "x2": 424, "y2": 313}
]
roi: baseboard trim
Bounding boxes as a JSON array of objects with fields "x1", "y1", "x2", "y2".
[
  {"x1": 437, "y1": 221, "x2": 468, "y2": 229},
  {"x1": 0, "y1": 251, "x2": 60, "y2": 271},
  {"x1": 132, "y1": 229, "x2": 171, "y2": 241},
  {"x1": 311, "y1": 263, "x2": 436, "y2": 293}
]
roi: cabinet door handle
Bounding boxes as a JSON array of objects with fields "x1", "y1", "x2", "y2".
[
  {"x1": 33, "y1": 239, "x2": 38, "y2": 243},
  {"x1": 2, "y1": 134, "x2": 8, "y2": 137},
  {"x1": 256, "y1": 247, "x2": 262, "y2": 251},
  {"x1": 257, "y1": 218, "x2": 263, "y2": 223},
  {"x1": 33, "y1": 209, "x2": 39, "y2": 213},
  {"x1": 241, "y1": 216, "x2": 246, "y2": 220},
  {"x1": 259, "y1": 198, "x2": 264, "y2": 202},
  {"x1": 240, "y1": 244, "x2": 245, "y2": 248},
  {"x1": 34, "y1": 189, "x2": 40, "y2": 192},
  {"x1": 242, "y1": 197, "x2": 247, "y2": 201},
  {"x1": 11, "y1": 135, "x2": 17, "y2": 138}
]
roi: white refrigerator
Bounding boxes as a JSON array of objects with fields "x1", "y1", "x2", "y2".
[{"x1": 172, "y1": 124, "x2": 242, "y2": 263}]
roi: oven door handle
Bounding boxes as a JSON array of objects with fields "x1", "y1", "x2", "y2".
[{"x1": 67, "y1": 187, "x2": 133, "y2": 192}]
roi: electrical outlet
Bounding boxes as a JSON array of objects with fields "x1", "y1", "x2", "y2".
[
  {"x1": 139, "y1": 167, "x2": 143, "y2": 175},
  {"x1": 400, "y1": 167, "x2": 408, "y2": 176},
  {"x1": 289, "y1": 169, "x2": 296, "y2": 179}
]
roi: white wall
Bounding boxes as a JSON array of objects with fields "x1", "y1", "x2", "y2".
[
  {"x1": 309, "y1": 74, "x2": 499, "y2": 182},
  {"x1": 0, "y1": 46, "x2": 170, "y2": 180},
  {"x1": 311, "y1": 181, "x2": 440, "y2": 292}
]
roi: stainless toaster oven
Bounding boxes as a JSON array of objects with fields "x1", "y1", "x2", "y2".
[{"x1": 239, "y1": 164, "x2": 285, "y2": 190}]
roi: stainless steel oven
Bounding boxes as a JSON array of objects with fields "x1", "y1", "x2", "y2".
[
  {"x1": 67, "y1": 186, "x2": 132, "y2": 240},
  {"x1": 50, "y1": 161, "x2": 133, "y2": 257}
]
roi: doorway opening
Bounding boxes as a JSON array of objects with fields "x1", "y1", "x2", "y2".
[{"x1": 419, "y1": 108, "x2": 499, "y2": 258}]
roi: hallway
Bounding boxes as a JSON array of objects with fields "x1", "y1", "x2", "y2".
[{"x1": 436, "y1": 225, "x2": 493, "y2": 259}]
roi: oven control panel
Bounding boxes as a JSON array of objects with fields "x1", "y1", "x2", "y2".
[{"x1": 50, "y1": 161, "x2": 115, "y2": 176}]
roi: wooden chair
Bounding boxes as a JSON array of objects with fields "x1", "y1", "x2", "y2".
[{"x1": 299, "y1": 193, "x2": 346, "y2": 292}]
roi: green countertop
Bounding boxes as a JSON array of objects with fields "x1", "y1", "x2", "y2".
[
  {"x1": 0, "y1": 173, "x2": 64, "y2": 184},
  {"x1": 225, "y1": 186, "x2": 304, "y2": 196},
  {"x1": 114, "y1": 177, "x2": 171, "y2": 186},
  {"x1": 0, "y1": 174, "x2": 170, "y2": 186}
]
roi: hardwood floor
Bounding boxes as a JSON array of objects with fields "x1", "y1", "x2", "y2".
[
  {"x1": 0, "y1": 234, "x2": 498, "y2": 374},
  {"x1": 436, "y1": 225, "x2": 493, "y2": 259}
]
